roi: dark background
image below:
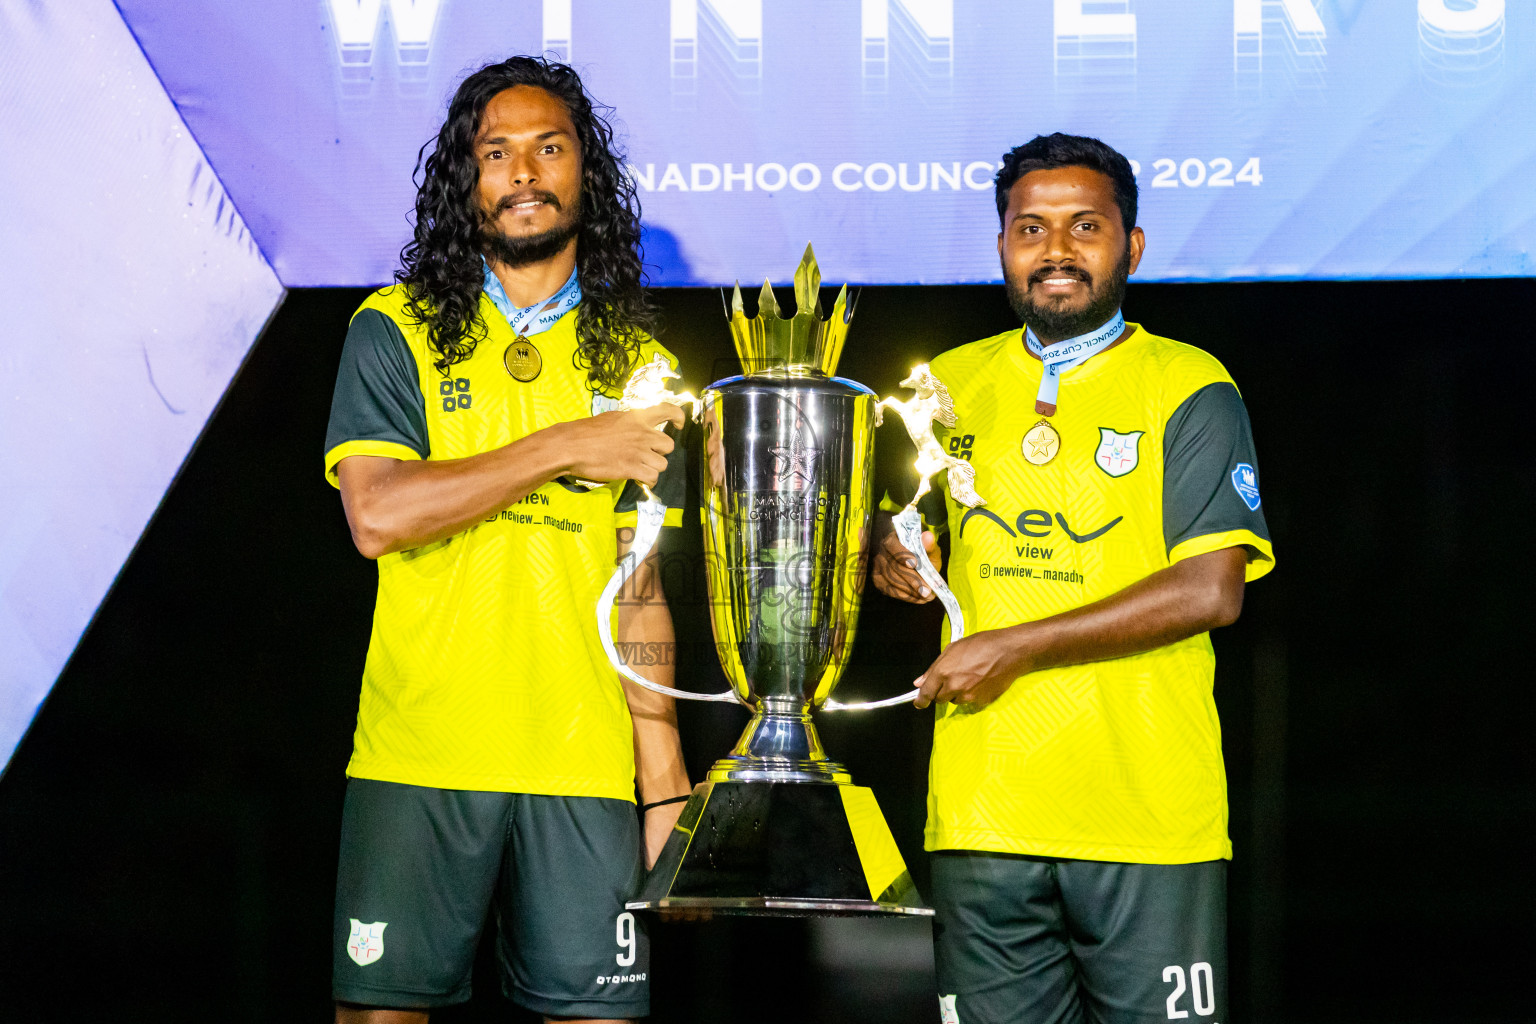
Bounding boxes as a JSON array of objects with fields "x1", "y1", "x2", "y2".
[{"x1": 1, "y1": 278, "x2": 1531, "y2": 1022}]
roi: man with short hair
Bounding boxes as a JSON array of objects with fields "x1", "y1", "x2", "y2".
[
  {"x1": 872, "y1": 133, "x2": 1274, "y2": 1024},
  {"x1": 323, "y1": 57, "x2": 690, "y2": 1024}
]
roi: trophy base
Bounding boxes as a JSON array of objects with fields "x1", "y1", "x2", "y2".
[
  {"x1": 705, "y1": 703, "x2": 850, "y2": 784},
  {"x1": 626, "y1": 779, "x2": 933, "y2": 918},
  {"x1": 705, "y1": 755, "x2": 851, "y2": 785}
]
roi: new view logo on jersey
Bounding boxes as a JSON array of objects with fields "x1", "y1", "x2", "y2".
[{"x1": 960, "y1": 506, "x2": 1123, "y2": 547}]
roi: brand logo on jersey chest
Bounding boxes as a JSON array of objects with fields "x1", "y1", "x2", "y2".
[
  {"x1": 439, "y1": 377, "x2": 472, "y2": 412},
  {"x1": 960, "y1": 506, "x2": 1122, "y2": 545}
]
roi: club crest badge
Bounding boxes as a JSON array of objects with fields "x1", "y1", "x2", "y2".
[
  {"x1": 1231, "y1": 462, "x2": 1262, "y2": 510},
  {"x1": 1021, "y1": 419, "x2": 1060, "y2": 466},
  {"x1": 1094, "y1": 428, "x2": 1143, "y2": 477},
  {"x1": 346, "y1": 919, "x2": 387, "y2": 967}
]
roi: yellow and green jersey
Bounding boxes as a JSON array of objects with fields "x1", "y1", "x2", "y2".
[
  {"x1": 918, "y1": 324, "x2": 1274, "y2": 863},
  {"x1": 323, "y1": 286, "x2": 684, "y2": 800}
]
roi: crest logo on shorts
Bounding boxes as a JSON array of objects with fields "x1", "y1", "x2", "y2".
[
  {"x1": 940, "y1": 994, "x2": 961, "y2": 1023},
  {"x1": 1094, "y1": 428, "x2": 1143, "y2": 478},
  {"x1": 1231, "y1": 462, "x2": 1261, "y2": 510},
  {"x1": 347, "y1": 919, "x2": 387, "y2": 966}
]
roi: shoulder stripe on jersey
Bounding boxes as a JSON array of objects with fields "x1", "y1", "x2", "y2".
[
  {"x1": 1162, "y1": 381, "x2": 1271, "y2": 557},
  {"x1": 325, "y1": 307, "x2": 429, "y2": 481}
]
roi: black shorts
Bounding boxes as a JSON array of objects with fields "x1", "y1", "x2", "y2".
[
  {"x1": 332, "y1": 778, "x2": 648, "y2": 1018},
  {"x1": 932, "y1": 852, "x2": 1226, "y2": 1024}
]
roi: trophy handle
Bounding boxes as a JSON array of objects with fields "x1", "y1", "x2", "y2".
[
  {"x1": 822, "y1": 689, "x2": 919, "y2": 711},
  {"x1": 822, "y1": 507, "x2": 962, "y2": 712},
  {"x1": 889, "y1": 506, "x2": 966, "y2": 643},
  {"x1": 597, "y1": 500, "x2": 745, "y2": 705}
]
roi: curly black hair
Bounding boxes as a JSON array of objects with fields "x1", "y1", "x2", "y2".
[{"x1": 396, "y1": 56, "x2": 653, "y2": 389}]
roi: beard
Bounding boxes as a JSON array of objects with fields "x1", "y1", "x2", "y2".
[
  {"x1": 1005, "y1": 244, "x2": 1132, "y2": 342},
  {"x1": 479, "y1": 191, "x2": 580, "y2": 268}
]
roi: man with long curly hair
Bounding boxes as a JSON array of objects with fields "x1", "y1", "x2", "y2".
[{"x1": 322, "y1": 57, "x2": 691, "y2": 1024}]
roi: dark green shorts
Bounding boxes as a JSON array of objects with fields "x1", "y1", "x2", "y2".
[
  {"x1": 932, "y1": 853, "x2": 1226, "y2": 1024},
  {"x1": 332, "y1": 778, "x2": 648, "y2": 1018}
]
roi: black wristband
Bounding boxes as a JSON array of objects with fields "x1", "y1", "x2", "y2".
[{"x1": 640, "y1": 794, "x2": 691, "y2": 813}]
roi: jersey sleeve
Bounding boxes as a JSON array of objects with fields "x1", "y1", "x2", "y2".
[
  {"x1": 324, "y1": 308, "x2": 429, "y2": 488},
  {"x1": 1162, "y1": 382, "x2": 1275, "y2": 581}
]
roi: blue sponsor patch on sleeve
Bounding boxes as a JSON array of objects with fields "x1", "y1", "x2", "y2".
[{"x1": 1231, "y1": 462, "x2": 1261, "y2": 511}]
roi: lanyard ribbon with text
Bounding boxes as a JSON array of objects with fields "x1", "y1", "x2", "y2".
[
  {"x1": 481, "y1": 259, "x2": 582, "y2": 338},
  {"x1": 1024, "y1": 310, "x2": 1125, "y2": 416}
]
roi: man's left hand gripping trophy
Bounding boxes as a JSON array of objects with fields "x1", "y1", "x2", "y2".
[{"x1": 619, "y1": 354, "x2": 702, "y2": 500}]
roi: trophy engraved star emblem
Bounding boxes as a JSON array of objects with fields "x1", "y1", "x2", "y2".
[{"x1": 769, "y1": 434, "x2": 820, "y2": 490}]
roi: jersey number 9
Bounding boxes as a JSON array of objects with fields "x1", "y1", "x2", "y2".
[{"x1": 615, "y1": 911, "x2": 637, "y2": 967}]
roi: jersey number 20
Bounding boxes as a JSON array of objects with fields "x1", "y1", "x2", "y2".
[{"x1": 1163, "y1": 962, "x2": 1215, "y2": 1018}]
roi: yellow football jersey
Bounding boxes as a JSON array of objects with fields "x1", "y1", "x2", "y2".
[
  {"x1": 921, "y1": 324, "x2": 1273, "y2": 863},
  {"x1": 323, "y1": 287, "x2": 684, "y2": 799}
]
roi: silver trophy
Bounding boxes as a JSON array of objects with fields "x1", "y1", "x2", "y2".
[{"x1": 600, "y1": 246, "x2": 978, "y2": 916}]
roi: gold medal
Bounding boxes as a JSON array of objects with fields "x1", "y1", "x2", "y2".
[
  {"x1": 503, "y1": 337, "x2": 543, "y2": 381},
  {"x1": 1021, "y1": 419, "x2": 1060, "y2": 466}
]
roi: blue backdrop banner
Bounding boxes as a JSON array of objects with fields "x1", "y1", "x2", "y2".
[
  {"x1": 0, "y1": 0, "x2": 283, "y2": 770},
  {"x1": 117, "y1": 1, "x2": 1535, "y2": 286}
]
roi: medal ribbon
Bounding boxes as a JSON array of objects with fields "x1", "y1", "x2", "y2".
[
  {"x1": 1024, "y1": 309, "x2": 1125, "y2": 415},
  {"x1": 481, "y1": 259, "x2": 582, "y2": 337}
]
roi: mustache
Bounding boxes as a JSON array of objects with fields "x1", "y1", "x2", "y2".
[
  {"x1": 493, "y1": 190, "x2": 562, "y2": 215},
  {"x1": 1029, "y1": 265, "x2": 1092, "y2": 287}
]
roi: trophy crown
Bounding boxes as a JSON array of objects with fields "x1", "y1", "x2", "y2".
[{"x1": 726, "y1": 243, "x2": 855, "y2": 377}]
